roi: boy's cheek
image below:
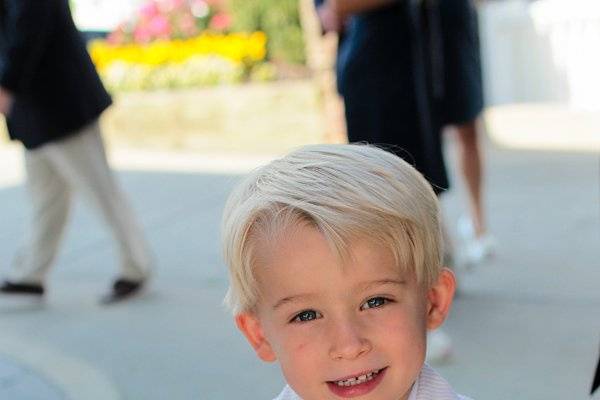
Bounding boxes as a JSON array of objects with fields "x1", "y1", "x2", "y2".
[
  {"x1": 278, "y1": 340, "x2": 322, "y2": 382},
  {"x1": 272, "y1": 330, "x2": 319, "y2": 364},
  {"x1": 294, "y1": 341, "x2": 309, "y2": 353},
  {"x1": 287, "y1": 338, "x2": 316, "y2": 361}
]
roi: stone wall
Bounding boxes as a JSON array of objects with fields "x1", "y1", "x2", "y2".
[{"x1": 1, "y1": 79, "x2": 332, "y2": 154}]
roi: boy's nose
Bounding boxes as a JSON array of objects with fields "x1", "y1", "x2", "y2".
[{"x1": 328, "y1": 318, "x2": 372, "y2": 360}]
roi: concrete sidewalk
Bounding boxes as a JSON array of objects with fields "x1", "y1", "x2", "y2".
[
  {"x1": 485, "y1": 104, "x2": 600, "y2": 153},
  {"x1": 0, "y1": 137, "x2": 599, "y2": 399},
  {"x1": 0, "y1": 355, "x2": 64, "y2": 400}
]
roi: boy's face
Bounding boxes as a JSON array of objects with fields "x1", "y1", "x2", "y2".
[{"x1": 237, "y1": 224, "x2": 455, "y2": 400}]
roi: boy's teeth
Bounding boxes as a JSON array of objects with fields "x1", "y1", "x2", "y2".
[{"x1": 335, "y1": 370, "x2": 379, "y2": 386}]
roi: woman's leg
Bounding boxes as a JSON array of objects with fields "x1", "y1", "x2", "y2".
[{"x1": 454, "y1": 118, "x2": 485, "y2": 237}]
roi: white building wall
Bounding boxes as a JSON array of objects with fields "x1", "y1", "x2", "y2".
[
  {"x1": 480, "y1": 0, "x2": 600, "y2": 111},
  {"x1": 72, "y1": 0, "x2": 145, "y2": 32}
]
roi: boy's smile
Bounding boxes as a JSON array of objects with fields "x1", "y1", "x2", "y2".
[
  {"x1": 236, "y1": 224, "x2": 455, "y2": 400},
  {"x1": 326, "y1": 367, "x2": 387, "y2": 397}
]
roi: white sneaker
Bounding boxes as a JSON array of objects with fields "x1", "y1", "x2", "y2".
[
  {"x1": 457, "y1": 216, "x2": 496, "y2": 267},
  {"x1": 426, "y1": 329, "x2": 453, "y2": 364},
  {"x1": 464, "y1": 233, "x2": 496, "y2": 266}
]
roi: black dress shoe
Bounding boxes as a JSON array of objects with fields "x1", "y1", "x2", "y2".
[
  {"x1": 100, "y1": 278, "x2": 145, "y2": 304},
  {"x1": 0, "y1": 281, "x2": 44, "y2": 296}
]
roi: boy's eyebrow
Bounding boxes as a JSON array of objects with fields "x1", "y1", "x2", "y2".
[
  {"x1": 272, "y1": 293, "x2": 316, "y2": 310},
  {"x1": 272, "y1": 279, "x2": 406, "y2": 310},
  {"x1": 359, "y1": 279, "x2": 407, "y2": 291}
]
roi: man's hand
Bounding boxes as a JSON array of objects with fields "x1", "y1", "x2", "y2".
[{"x1": 0, "y1": 87, "x2": 14, "y2": 116}]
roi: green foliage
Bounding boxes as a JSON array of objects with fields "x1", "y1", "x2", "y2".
[{"x1": 229, "y1": 0, "x2": 305, "y2": 65}]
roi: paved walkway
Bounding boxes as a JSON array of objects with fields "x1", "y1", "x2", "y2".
[
  {"x1": 0, "y1": 355, "x2": 64, "y2": 400},
  {"x1": 0, "y1": 144, "x2": 276, "y2": 400},
  {"x1": 0, "y1": 132, "x2": 599, "y2": 399},
  {"x1": 485, "y1": 104, "x2": 600, "y2": 153}
]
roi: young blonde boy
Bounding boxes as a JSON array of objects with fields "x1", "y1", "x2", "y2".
[{"x1": 221, "y1": 144, "x2": 472, "y2": 400}]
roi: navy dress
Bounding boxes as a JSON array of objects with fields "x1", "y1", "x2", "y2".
[
  {"x1": 439, "y1": 0, "x2": 484, "y2": 126},
  {"x1": 334, "y1": 2, "x2": 448, "y2": 193}
]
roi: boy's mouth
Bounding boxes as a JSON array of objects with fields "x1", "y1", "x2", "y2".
[
  {"x1": 329, "y1": 368, "x2": 384, "y2": 387},
  {"x1": 326, "y1": 367, "x2": 387, "y2": 397}
]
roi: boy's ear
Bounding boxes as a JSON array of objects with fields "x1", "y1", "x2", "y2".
[
  {"x1": 426, "y1": 268, "x2": 456, "y2": 330},
  {"x1": 235, "y1": 313, "x2": 277, "y2": 362}
]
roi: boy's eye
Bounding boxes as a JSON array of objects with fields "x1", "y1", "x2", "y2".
[
  {"x1": 360, "y1": 297, "x2": 389, "y2": 310},
  {"x1": 291, "y1": 310, "x2": 321, "y2": 323}
]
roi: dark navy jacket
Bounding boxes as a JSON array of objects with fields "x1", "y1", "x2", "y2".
[{"x1": 0, "y1": 0, "x2": 112, "y2": 149}]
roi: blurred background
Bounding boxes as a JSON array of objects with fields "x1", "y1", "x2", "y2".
[{"x1": 1, "y1": 0, "x2": 599, "y2": 399}]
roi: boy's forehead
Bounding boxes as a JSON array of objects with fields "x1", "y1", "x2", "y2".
[
  {"x1": 251, "y1": 224, "x2": 417, "y2": 292},
  {"x1": 250, "y1": 219, "x2": 313, "y2": 263}
]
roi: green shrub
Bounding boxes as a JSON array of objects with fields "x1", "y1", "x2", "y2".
[{"x1": 229, "y1": 0, "x2": 305, "y2": 65}]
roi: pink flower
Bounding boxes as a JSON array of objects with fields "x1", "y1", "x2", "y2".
[
  {"x1": 139, "y1": 2, "x2": 160, "y2": 19},
  {"x1": 179, "y1": 13, "x2": 198, "y2": 36},
  {"x1": 160, "y1": 0, "x2": 185, "y2": 12},
  {"x1": 133, "y1": 25, "x2": 153, "y2": 43},
  {"x1": 210, "y1": 12, "x2": 231, "y2": 31},
  {"x1": 149, "y1": 15, "x2": 172, "y2": 38}
]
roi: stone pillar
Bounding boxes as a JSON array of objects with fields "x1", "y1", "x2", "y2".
[{"x1": 298, "y1": 0, "x2": 347, "y2": 144}]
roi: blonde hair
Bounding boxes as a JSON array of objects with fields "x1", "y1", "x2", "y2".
[{"x1": 221, "y1": 144, "x2": 443, "y2": 314}]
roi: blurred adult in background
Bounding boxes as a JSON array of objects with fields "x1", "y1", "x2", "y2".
[
  {"x1": 315, "y1": 0, "x2": 453, "y2": 363},
  {"x1": 0, "y1": 0, "x2": 153, "y2": 303},
  {"x1": 316, "y1": 0, "x2": 449, "y2": 194},
  {"x1": 440, "y1": 0, "x2": 495, "y2": 267}
]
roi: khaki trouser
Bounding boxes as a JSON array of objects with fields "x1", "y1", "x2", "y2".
[{"x1": 7, "y1": 121, "x2": 152, "y2": 284}]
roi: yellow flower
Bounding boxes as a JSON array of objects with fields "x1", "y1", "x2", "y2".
[{"x1": 89, "y1": 32, "x2": 268, "y2": 72}]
